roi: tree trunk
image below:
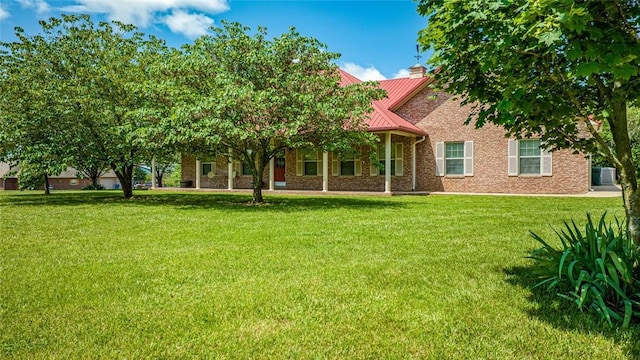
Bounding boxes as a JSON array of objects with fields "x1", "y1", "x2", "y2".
[
  {"x1": 113, "y1": 164, "x2": 134, "y2": 199},
  {"x1": 609, "y1": 98, "x2": 640, "y2": 245},
  {"x1": 91, "y1": 174, "x2": 99, "y2": 187},
  {"x1": 155, "y1": 169, "x2": 163, "y2": 188},
  {"x1": 252, "y1": 159, "x2": 267, "y2": 203},
  {"x1": 44, "y1": 173, "x2": 50, "y2": 195}
]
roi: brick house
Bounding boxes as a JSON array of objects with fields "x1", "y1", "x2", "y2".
[
  {"x1": 180, "y1": 65, "x2": 590, "y2": 194},
  {"x1": 0, "y1": 163, "x2": 121, "y2": 190}
]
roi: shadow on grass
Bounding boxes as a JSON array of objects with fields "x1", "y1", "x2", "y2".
[
  {"x1": 0, "y1": 190, "x2": 404, "y2": 213},
  {"x1": 504, "y1": 264, "x2": 640, "y2": 357}
]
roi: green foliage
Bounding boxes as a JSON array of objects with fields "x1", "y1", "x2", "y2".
[
  {"x1": 164, "y1": 163, "x2": 182, "y2": 187},
  {"x1": 133, "y1": 167, "x2": 148, "y2": 184},
  {"x1": 0, "y1": 14, "x2": 172, "y2": 199},
  {"x1": 418, "y1": 0, "x2": 639, "y2": 151},
  {"x1": 81, "y1": 184, "x2": 105, "y2": 190},
  {"x1": 417, "y1": 0, "x2": 640, "y2": 244},
  {"x1": 592, "y1": 107, "x2": 640, "y2": 174},
  {"x1": 150, "y1": 150, "x2": 179, "y2": 187},
  {"x1": 166, "y1": 21, "x2": 386, "y2": 202},
  {"x1": 16, "y1": 161, "x2": 48, "y2": 190},
  {"x1": 529, "y1": 213, "x2": 640, "y2": 328}
]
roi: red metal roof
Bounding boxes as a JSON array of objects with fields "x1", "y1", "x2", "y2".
[
  {"x1": 339, "y1": 68, "x2": 430, "y2": 136},
  {"x1": 338, "y1": 68, "x2": 362, "y2": 86},
  {"x1": 378, "y1": 76, "x2": 432, "y2": 110}
]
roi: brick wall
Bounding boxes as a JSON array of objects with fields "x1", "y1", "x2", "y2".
[
  {"x1": 394, "y1": 85, "x2": 449, "y2": 125},
  {"x1": 48, "y1": 178, "x2": 93, "y2": 190},
  {"x1": 179, "y1": 81, "x2": 590, "y2": 195},
  {"x1": 408, "y1": 90, "x2": 589, "y2": 194},
  {"x1": 284, "y1": 134, "x2": 415, "y2": 192}
]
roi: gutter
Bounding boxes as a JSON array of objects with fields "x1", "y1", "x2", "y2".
[{"x1": 412, "y1": 136, "x2": 428, "y2": 191}]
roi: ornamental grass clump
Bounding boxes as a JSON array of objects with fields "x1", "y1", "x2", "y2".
[{"x1": 529, "y1": 213, "x2": 640, "y2": 328}]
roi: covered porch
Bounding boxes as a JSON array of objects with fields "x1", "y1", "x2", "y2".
[{"x1": 173, "y1": 130, "x2": 427, "y2": 194}]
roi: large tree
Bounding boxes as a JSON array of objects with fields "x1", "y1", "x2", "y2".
[
  {"x1": 0, "y1": 30, "x2": 74, "y2": 194},
  {"x1": 0, "y1": 15, "x2": 170, "y2": 198},
  {"x1": 417, "y1": 0, "x2": 640, "y2": 244},
  {"x1": 169, "y1": 22, "x2": 385, "y2": 203}
]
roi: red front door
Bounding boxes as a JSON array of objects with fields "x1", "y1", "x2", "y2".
[{"x1": 274, "y1": 156, "x2": 285, "y2": 182}]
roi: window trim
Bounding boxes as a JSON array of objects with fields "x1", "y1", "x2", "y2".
[
  {"x1": 296, "y1": 149, "x2": 323, "y2": 177},
  {"x1": 331, "y1": 151, "x2": 362, "y2": 177},
  {"x1": 370, "y1": 143, "x2": 403, "y2": 177},
  {"x1": 445, "y1": 142, "x2": 465, "y2": 176},
  {"x1": 202, "y1": 162, "x2": 214, "y2": 177},
  {"x1": 436, "y1": 141, "x2": 473, "y2": 177},
  {"x1": 508, "y1": 139, "x2": 552, "y2": 177}
]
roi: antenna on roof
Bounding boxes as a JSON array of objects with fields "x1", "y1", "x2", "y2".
[{"x1": 414, "y1": 44, "x2": 422, "y2": 64}]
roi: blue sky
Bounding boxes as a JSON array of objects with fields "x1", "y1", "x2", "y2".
[{"x1": 0, "y1": 0, "x2": 430, "y2": 80}]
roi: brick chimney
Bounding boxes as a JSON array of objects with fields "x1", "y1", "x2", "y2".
[{"x1": 409, "y1": 64, "x2": 426, "y2": 79}]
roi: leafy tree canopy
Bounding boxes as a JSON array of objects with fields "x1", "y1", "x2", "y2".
[
  {"x1": 166, "y1": 21, "x2": 385, "y2": 202},
  {"x1": 0, "y1": 14, "x2": 172, "y2": 198},
  {"x1": 418, "y1": 0, "x2": 640, "y2": 243}
]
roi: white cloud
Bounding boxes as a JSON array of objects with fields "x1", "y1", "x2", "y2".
[
  {"x1": 164, "y1": 10, "x2": 213, "y2": 38},
  {"x1": 392, "y1": 68, "x2": 410, "y2": 79},
  {"x1": 16, "y1": 0, "x2": 51, "y2": 14},
  {"x1": 341, "y1": 62, "x2": 386, "y2": 82},
  {"x1": 62, "y1": 0, "x2": 229, "y2": 28},
  {"x1": 0, "y1": 5, "x2": 9, "y2": 20}
]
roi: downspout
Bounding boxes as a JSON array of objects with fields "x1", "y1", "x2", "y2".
[
  {"x1": 413, "y1": 136, "x2": 427, "y2": 191},
  {"x1": 588, "y1": 153, "x2": 593, "y2": 192}
]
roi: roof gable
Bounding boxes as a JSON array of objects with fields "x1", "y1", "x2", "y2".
[{"x1": 339, "y1": 68, "x2": 429, "y2": 136}]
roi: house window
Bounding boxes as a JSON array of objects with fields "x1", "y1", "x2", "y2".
[
  {"x1": 241, "y1": 162, "x2": 252, "y2": 176},
  {"x1": 340, "y1": 154, "x2": 355, "y2": 176},
  {"x1": 370, "y1": 143, "x2": 404, "y2": 176},
  {"x1": 519, "y1": 140, "x2": 541, "y2": 174},
  {"x1": 202, "y1": 162, "x2": 213, "y2": 176},
  {"x1": 70, "y1": 179, "x2": 78, "y2": 186},
  {"x1": 332, "y1": 151, "x2": 362, "y2": 176},
  {"x1": 508, "y1": 139, "x2": 552, "y2": 176},
  {"x1": 445, "y1": 142, "x2": 464, "y2": 175},
  {"x1": 304, "y1": 150, "x2": 318, "y2": 175},
  {"x1": 436, "y1": 141, "x2": 473, "y2": 177},
  {"x1": 296, "y1": 149, "x2": 322, "y2": 176}
]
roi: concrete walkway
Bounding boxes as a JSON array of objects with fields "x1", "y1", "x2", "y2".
[{"x1": 153, "y1": 185, "x2": 622, "y2": 198}]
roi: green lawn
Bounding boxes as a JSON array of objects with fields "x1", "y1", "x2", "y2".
[{"x1": 1, "y1": 190, "x2": 638, "y2": 358}]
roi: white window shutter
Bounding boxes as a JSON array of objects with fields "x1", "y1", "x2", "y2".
[
  {"x1": 234, "y1": 160, "x2": 242, "y2": 176},
  {"x1": 435, "y1": 142, "x2": 444, "y2": 176},
  {"x1": 395, "y1": 143, "x2": 404, "y2": 176},
  {"x1": 541, "y1": 148, "x2": 553, "y2": 176},
  {"x1": 331, "y1": 153, "x2": 339, "y2": 176},
  {"x1": 316, "y1": 151, "x2": 323, "y2": 177},
  {"x1": 355, "y1": 158, "x2": 362, "y2": 176},
  {"x1": 508, "y1": 139, "x2": 518, "y2": 176},
  {"x1": 464, "y1": 141, "x2": 474, "y2": 176},
  {"x1": 296, "y1": 149, "x2": 303, "y2": 176}
]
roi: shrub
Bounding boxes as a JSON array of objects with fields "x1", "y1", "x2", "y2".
[
  {"x1": 529, "y1": 213, "x2": 640, "y2": 328},
  {"x1": 82, "y1": 184, "x2": 105, "y2": 190}
]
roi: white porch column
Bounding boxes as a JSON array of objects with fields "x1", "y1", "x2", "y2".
[
  {"x1": 195, "y1": 159, "x2": 201, "y2": 189},
  {"x1": 385, "y1": 132, "x2": 392, "y2": 193},
  {"x1": 151, "y1": 157, "x2": 157, "y2": 189},
  {"x1": 269, "y1": 157, "x2": 275, "y2": 190},
  {"x1": 322, "y1": 151, "x2": 329, "y2": 192},
  {"x1": 227, "y1": 148, "x2": 234, "y2": 190}
]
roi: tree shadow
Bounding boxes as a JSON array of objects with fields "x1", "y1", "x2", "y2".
[
  {"x1": 504, "y1": 264, "x2": 640, "y2": 357},
  {"x1": 0, "y1": 190, "x2": 405, "y2": 213}
]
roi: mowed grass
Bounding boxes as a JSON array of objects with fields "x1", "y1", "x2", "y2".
[{"x1": 1, "y1": 190, "x2": 638, "y2": 358}]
